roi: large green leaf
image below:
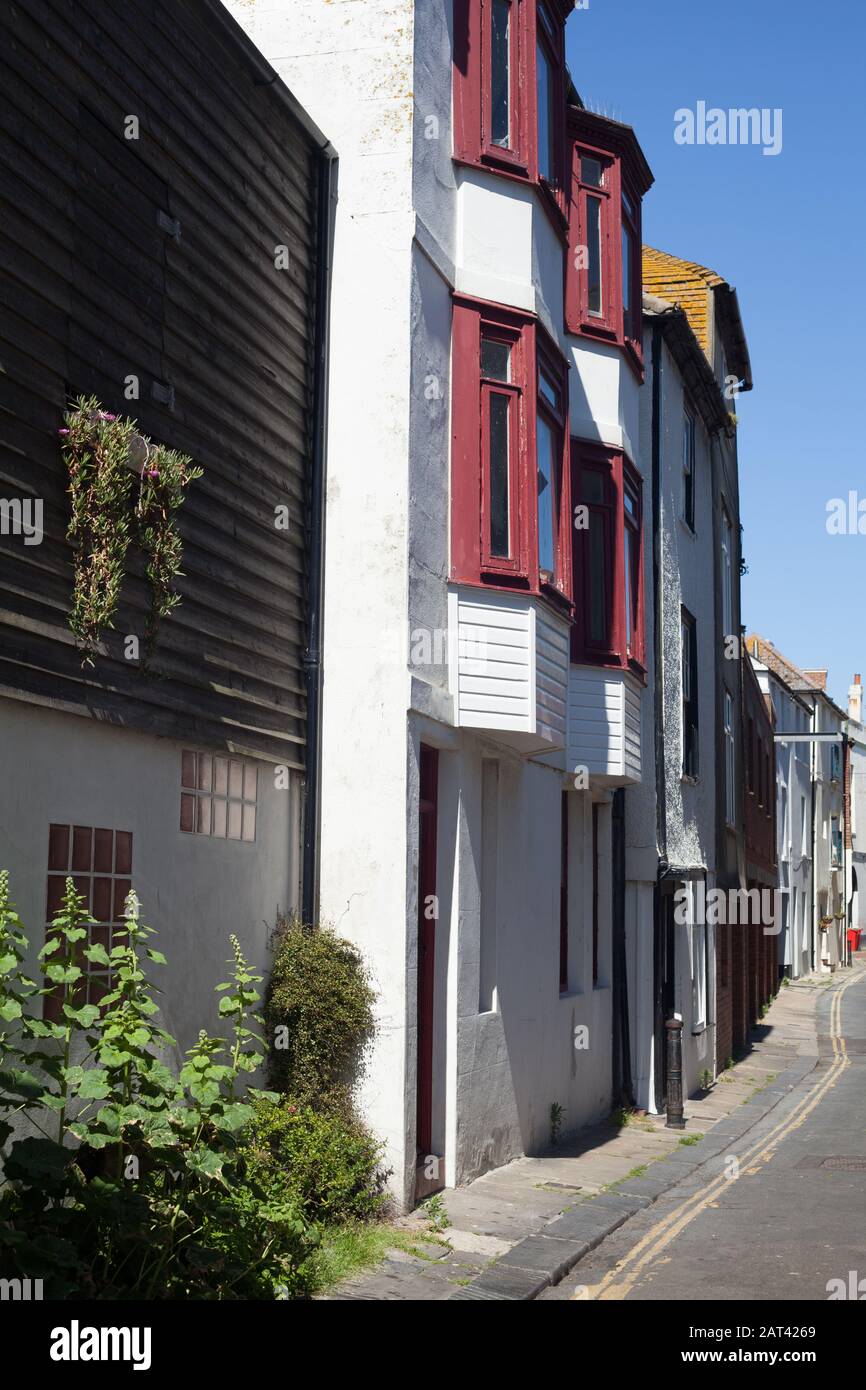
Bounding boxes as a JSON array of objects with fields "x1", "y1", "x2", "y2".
[{"x1": 77, "y1": 1069, "x2": 111, "y2": 1100}]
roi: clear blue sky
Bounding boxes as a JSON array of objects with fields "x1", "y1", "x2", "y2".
[{"x1": 565, "y1": 0, "x2": 865, "y2": 709}]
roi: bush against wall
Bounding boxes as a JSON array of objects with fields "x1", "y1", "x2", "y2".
[{"x1": 264, "y1": 917, "x2": 376, "y2": 1107}]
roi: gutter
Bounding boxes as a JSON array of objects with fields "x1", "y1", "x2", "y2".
[{"x1": 302, "y1": 148, "x2": 337, "y2": 925}]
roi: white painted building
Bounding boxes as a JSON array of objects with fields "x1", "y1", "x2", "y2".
[
  {"x1": 224, "y1": 0, "x2": 660, "y2": 1205},
  {"x1": 847, "y1": 675, "x2": 866, "y2": 944},
  {"x1": 747, "y1": 639, "x2": 848, "y2": 974},
  {"x1": 749, "y1": 649, "x2": 813, "y2": 980}
]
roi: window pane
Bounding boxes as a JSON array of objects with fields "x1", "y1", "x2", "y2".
[
  {"x1": 536, "y1": 41, "x2": 555, "y2": 182},
  {"x1": 482, "y1": 337, "x2": 511, "y2": 381},
  {"x1": 587, "y1": 196, "x2": 602, "y2": 316},
  {"x1": 624, "y1": 524, "x2": 633, "y2": 649},
  {"x1": 538, "y1": 367, "x2": 558, "y2": 411},
  {"x1": 536, "y1": 414, "x2": 557, "y2": 573},
  {"x1": 581, "y1": 155, "x2": 603, "y2": 187},
  {"x1": 588, "y1": 514, "x2": 607, "y2": 642},
  {"x1": 489, "y1": 392, "x2": 511, "y2": 557},
  {"x1": 622, "y1": 187, "x2": 635, "y2": 220},
  {"x1": 622, "y1": 223, "x2": 633, "y2": 336},
  {"x1": 582, "y1": 469, "x2": 604, "y2": 505},
  {"x1": 491, "y1": 0, "x2": 511, "y2": 148}
]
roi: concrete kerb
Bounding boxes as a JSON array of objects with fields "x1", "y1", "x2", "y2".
[{"x1": 446, "y1": 1044, "x2": 826, "y2": 1301}]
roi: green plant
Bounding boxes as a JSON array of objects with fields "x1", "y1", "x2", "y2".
[
  {"x1": 781, "y1": 976, "x2": 790, "y2": 988},
  {"x1": 725, "y1": 1055, "x2": 734, "y2": 1070},
  {"x1": 549, "y1": 1101, "x2": 564, "y2": 1146},
  {"x1": 264, "y1": 917, "x2": 376, "y2": 1106},
  {"x1": 699, "y1": 1068, "x2": 713, "y2": 1089},
  {"x1": 679, "y1": 1133, "x2": 704, "y2": 1147},
  {"x1": 60, "y1": 396, "x2": 201, "y2": 664},
  {"x1": 242, "y1": 1097, "x2": 388, "y2": 1227},
  {"x1": 421, "y1": 1192, "x2": 450, "y2": 1233},
  {"x1": 0, "y1": 874, "x2": 316, "y2": 1298}
]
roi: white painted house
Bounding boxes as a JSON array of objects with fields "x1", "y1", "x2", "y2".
[
  {"x1": 749, "y1": 647, "x2": 813, "y2": 980},
  {"x1": 224, "y1": 0, "x2": 659, "y2": 1205},
  {"x1": 847, "y1": 675, "x2": 866, "y2": 945}
]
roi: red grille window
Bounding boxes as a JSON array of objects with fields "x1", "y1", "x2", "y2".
[{"x1": 45, "y1": 823, "x2": 133, "y2": 1020}]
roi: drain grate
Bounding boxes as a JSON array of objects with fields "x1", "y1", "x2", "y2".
[{"x1": 797, "y1": 1155, "x2": 866, "y2": 1172}]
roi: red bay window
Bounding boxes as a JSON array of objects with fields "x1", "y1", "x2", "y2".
[
  {"x1": 571, "y1": 442, "x2": 645, "y2": 673},
  {"x1": 451, "y1": 294, "x2": 572, "y2": 605},
  {"x1": 454, "y1": 0, "x2": 569, "y2": 211},
  {"x1": 565, "y1": 109, "x2": 653, "y2": 372}
]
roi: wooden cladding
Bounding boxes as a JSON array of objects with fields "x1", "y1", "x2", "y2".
[{"x1": 0, "y1": 0, "x2": 324, "y2": 767}]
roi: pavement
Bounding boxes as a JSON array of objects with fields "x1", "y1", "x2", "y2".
[{"x1": 322, "y1": 957, "x2": 864, "y2": 1301}]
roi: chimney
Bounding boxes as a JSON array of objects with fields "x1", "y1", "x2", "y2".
[
  {"x1": 850, "y1": 673, "x2": 862, "y2": 724},
  {"x1": 803, "y1": 669, "x2": 828, "y2": 691}
]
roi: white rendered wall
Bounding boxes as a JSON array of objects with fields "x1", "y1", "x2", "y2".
[{"x1": 0, "y1": 699, "x2": 297, "y2": 1058}]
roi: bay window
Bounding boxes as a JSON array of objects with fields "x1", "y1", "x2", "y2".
[
  {"x1": 565, "y1": 110, "x2": 652, "y2": 371},
  {"x1": 454, "y1": 0, "x2": 568, "y2": 201},
  {"x1": 571, "y1": 443, "x2": 644, "y2": 671},
  {"x1": 451, "y1": 294, "x2": 572, "y2": 603}
]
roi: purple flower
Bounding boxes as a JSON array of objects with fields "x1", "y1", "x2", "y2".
[
  {"x1": 147, "y1": 467, "x2": 160, "y2": 479},
  {"x1": 58, "y1": 428, "x2": 70, "y2": 435},
  {"x1": 98, "y1": 411, "x2": 118, "y2": 421}
]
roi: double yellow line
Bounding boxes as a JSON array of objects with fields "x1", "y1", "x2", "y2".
[{"x1": 574, "y1": 973, "x2": 859, "y2": 1301}]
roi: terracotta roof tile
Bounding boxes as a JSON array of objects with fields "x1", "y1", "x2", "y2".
[{"x1": 642, "y1": 246, "x2": 725, "y2": 360}]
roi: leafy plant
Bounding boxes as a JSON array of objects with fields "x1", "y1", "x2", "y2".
[
  {"x1": 549, "y1": 1101, "x2": 564, "y2": 1146},
  {"x1": 242, "y1": 1097, "x2": 389, "y2": 1227},
  {"x1": 420, "y1": 1192, "x2": 450, "y2": 1233},
  {"x1": 60, "y1": 396, "x2": 201, "y2": 664},
  {"x1": 699, "y1": 1068, "x2": 713, "y2": 1089},
  {"x1": 0, "y1": 875, "x2": 317, "y2": 1298},
  {"x1": 264, "y1": 917, "x2": 376, "y2": 1107}
]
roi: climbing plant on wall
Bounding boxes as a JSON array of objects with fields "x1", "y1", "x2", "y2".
[{"x1": 60, "y1": 396, "x2": 202, "y2": 665}]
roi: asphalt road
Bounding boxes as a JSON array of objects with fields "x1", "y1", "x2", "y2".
[{"x1": 541, "y1": 968, "x2": 866, "y2": 1302}]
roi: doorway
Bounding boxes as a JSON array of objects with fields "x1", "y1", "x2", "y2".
[{"x1": 415, "y1": 744, "x2": 441, "y2": 1201}]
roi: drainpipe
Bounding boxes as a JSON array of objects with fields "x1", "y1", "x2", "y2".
[
  {"x1": 611, "y1": 788, "x2": 633, "y2": 1106},
  {"x1": 651, "y1": 321, "x2": 666, "y2": 1112},
  {"x1": 810, "y1": 706, "x2": 817, "y2": 973},
  {"x1": 302, "y1": 150, "x2": 337, "y2": 926}
]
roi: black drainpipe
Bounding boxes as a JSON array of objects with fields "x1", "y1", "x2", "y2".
[
  {"x1": 302, "y1": 150, "x2": 337, "y2": 926},
  {"x1": 651, "y1": 320, "x2": 667, "y2": 1113},
  {"x1": 611, "y1": 788, "x2": 633, "y2": 1106}
]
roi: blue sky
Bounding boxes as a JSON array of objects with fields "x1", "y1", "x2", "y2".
[{"x1": 565, "y1": 0, "x2": 865, "y2": 709}]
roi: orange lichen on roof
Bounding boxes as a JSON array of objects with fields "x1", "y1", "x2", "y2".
[{"x1": 642, "y1": 246, "x2": 725, "y2": 358}]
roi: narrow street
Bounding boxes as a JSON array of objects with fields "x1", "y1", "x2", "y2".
[{"x1": 542, "y1": 969, "x2": 866, "y2": 1302}]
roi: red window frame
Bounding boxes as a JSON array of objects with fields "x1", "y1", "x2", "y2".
[
  {"x1": 570, "y1": 441, "x2": 645, "y2": 674},
  {"x1": 565, "y1": 120, "x2": 648, "y2": 376},
  {"x1": 454, "y1": 0, "x2": 569, "y2": 219},
  {"x1": 452, "y1": 294, "x2": 572, "y2": 607}
]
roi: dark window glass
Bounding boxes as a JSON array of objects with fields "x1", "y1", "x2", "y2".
[
  {"x1": 491, "y1": 0, "x2": 511, "y2": 148},
  {"x1": 482, "y1": 337, "x2": 511, "y2": 381},
  {"x1": 536, "y1": 40, "x2": 555, "y2": 181},
  {"x1": 581, "y1": 156, "x2": 603, "y2": 187},
  {"x1": 588, "y1": 513, "x2": 607, "y2": 642},
  {"x1": 622, "y1": 222, "x2": 633, "y2": 337},
  {"x1": 587, "y1": 196, "x2": 603, "y2": 316},
  {"x1": 489, "y1": 393, "x2": 510, "y2": 557},
  {"x1": 536, "y1": 412, "x2": 556, "y2": 574}
]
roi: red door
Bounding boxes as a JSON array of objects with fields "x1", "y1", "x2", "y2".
[{"x1": 415, "y1": 745, "x2": 440, "y2": 1199}]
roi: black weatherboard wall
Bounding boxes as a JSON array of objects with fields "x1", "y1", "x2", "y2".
[{"x1": 0, "y1": 0, "x2": 331, "y2": 776}]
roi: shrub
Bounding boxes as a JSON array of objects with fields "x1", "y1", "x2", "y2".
[
  {"x1": 264, "y1": 918, "x2": 376, "y2": 1105},
  {"x1": 0, "y1": 874, "x2": 317, "y2": 1298},
  {"x1": 243, "y1": 1098, "x2": 389, "y2": 1226}
]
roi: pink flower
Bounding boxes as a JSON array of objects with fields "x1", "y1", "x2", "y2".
[
  {"x1": 98, "y1": 411, "x2": 118, "y2": 421},
  {"x1": 147, "y1": 467, "x2": 160, "y2": 479},
  {"x1": 58, "y1": 428, "x2": 70, "y2": 435}
]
